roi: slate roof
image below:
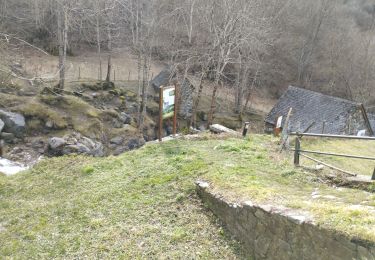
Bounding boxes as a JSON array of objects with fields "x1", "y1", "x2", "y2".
[
  {"x1": 150, "y1": 67, "x2": 176, "y2": 90},
  {"x1": 265, "y1": 86, "x2": 363, "y2": 135}
]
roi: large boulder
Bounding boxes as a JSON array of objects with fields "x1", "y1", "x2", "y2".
[
  {"x1": 209, "y1": 124, "x2": 239, "y2": 135},
  {"x1": 46, "y1": 133, "x2": 105, "y2": 157},
  {"x1": 47, "y1": 137, "x2": 66, "y2": 156},
  {"x1": 0, "y1": 119, "x2": 4, "y2": 132},
  {"x1": 0, "y1": 110, "x2": 26, "y2": 138},
  {"x1": 119, "y1": 112, "x2": 132, "y2": 125}
]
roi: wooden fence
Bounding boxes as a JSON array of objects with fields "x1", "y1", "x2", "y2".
[{"x1": 290, "y1": 132, "x2": 375, "y2": 180}]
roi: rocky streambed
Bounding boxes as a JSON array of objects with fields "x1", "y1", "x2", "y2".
[{"x1": 0, "y1": 157, "x2": 29, "y2": 176}]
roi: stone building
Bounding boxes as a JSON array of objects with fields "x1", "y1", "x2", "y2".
[
  {"x1": 265, "y1": 86, "x2": 374, "y2": 136},
  {"x1": 150, "y1": 67, "x2": 194, "y2": 120}
]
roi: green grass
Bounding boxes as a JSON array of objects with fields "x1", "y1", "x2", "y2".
[
  {"x1": 0, "y1": 135, "x2": 374, "y2": 258},
  {"x1": 0, "y1": 139, "x2": 244, "y2": 259}
]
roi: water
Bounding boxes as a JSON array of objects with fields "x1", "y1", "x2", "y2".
[{"x1": 0, "y1": 157, "x2": 29, "y2": 176}]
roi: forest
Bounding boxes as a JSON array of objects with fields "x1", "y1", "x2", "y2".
[{"x1": 1, "y1": 0, "x2": 375, "y2": 116}]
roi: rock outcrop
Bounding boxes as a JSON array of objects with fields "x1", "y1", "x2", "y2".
[
  {"x1": 46, "y1": 133, "x2": 104, "y2": 157},
  {"x1": 0, "y1": 109, "x2": 26, "y2": 138}
]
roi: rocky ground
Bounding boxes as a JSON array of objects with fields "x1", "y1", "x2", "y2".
[{"x1": 0, "y1": 81, "x2": 154, "y2": 168}]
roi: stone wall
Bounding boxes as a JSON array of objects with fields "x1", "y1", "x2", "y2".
[
  {"x1": 179, "y1": 79, "x2": 194, "y2": 120},
  {"x1": 196, "y1": 181, "x2": 375, "y2": 260}
]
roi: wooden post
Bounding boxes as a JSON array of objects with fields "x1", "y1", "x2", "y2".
[
  {"x1": 78, "y1": 67, "x2": 81, "y2": 80},
  {"x1": 279, "y1": 108, "x2": 293, "y2": 151},
  {"x1": 372, "y1": 167, "x2": 375, "y2": 181},
  {"x1": 159, "y1": 86, "x2": 164, "y2": 142},
  {"x1": 173, "y1": 85, "x2": 178, "y2": 136},
  {"x1": 114, "y1": 69, "x2": 116, "y2": 81},
  {"x1": 243, "y1": 122, "x2": 250, "y2": 137},
  {"x1": 322, "y1": 121, "x2": 326, "y2": 134},
  {"x1": 0, "y1": 140, "x2": 3, "y2": 157},
  {"x1": 294, "y1": 137, "x2": 300, "y2": 166},
  {"x1": 128, "y1": 71, "x2": 131, "y2": 81}
]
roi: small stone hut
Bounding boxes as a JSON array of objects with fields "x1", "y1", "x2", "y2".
[
  {"x1": 150, "y1": 67, "x2": 194, "y2": 119},
  {"x1": 265, "y1": 86, "x2": 374, "y2": 136}
]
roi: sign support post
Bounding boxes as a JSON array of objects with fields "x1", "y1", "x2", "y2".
[
  {"x1": 173, "y1": 85, "x2": 178, "y2": 136},
  {"x1": 159, "y1": 85, "x2": 177, "y2": 141},
  {"x1": 159, "y1": 86, "x2": 164, "y2": 142}
]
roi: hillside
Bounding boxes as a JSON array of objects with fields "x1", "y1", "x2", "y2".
[{"x1": 1, "y1": 135, "x2": 374, "y2": 258}]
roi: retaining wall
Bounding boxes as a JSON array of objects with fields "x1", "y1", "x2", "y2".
[{"x1": 196, "y1": 181, "x2": 375, "y2": 260}]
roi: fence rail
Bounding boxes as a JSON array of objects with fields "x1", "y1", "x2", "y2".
[
  {"x1": 290, "y1": 132, "x2": 375, "y2": 141},
  {"x1": 291, "y1": 133, "x2": 375, "y2": 180}
]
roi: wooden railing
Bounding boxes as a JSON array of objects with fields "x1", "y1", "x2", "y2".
[{"x1": 289, "y1": 132, "x2": 375, "y2": 180}]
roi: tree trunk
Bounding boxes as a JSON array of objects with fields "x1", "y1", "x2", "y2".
[
  {"x1": 234, "y1": 51, "x2": 242, "y2": 113},
  {"x1": 191, "y1": 68, "x2": 205, "y2": 128},
  {"x1": 57, "y1": 7, "x2": 65, "y2": 91},
  {"x1": 207, "y1": 76, "x2": 219, "y2": 127},
  {"x1": 136, "y1": 50, "x2": 142, "y2": 127},
  {"x1": 105, "y1": 26, "x2": 112, "y2": 82},
  {"x1": 96, "y1": 16, "x2": 102, "y2": 81},
  {"x1": 138, "y1": 51, "x2": 152, "y2": 130}
]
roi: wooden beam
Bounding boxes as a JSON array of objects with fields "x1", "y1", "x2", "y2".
[{"x1": 360, "y1": 104, "x2": 374, "y2": 136}]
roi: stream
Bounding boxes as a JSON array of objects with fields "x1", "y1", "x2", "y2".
[{"x1": 0, "y1": 157, "x2": 29, "y2": 176}]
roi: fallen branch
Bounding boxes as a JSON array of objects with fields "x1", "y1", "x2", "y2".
[{"x1": 0, "y1": 33, "x2": 49, "y2": 56}]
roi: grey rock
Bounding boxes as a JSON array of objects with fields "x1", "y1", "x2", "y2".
[
  {"x1": 110, "y1": 136, "x2": 124, "y2": 145},
  {"x1": 119, "y1": 112, "x2": 132, "y2": 125},
  {"x1": 113, "y1": 138, "x2": 145, "y2": 156},
  {"x1": 63, "y1": 144, "x2": 90, "y2": 155},
  {"x1": 0, "y1": 109, "x2": 26, "y2": 138},
  {"x1": 0, "y1": 119, "x2": 4, "y2": 132},
  {"x1": 49, "y1": 137, "x2": 66, "y2": 150},
  {"x1": 112, "y1": 119, "x2": 124, "y2": 128},
  {"x1": 1, "y1": 132, "x2": 15, "y2": 143},
  {"x1": 114, "y1": 146, "x2": 128, "y2": 156},
  {"x1": 45, "y1": 120, "x2": 54, "y2": 129},
  {"x1": 47, "y1": 133, "x2": 105, "y2": 157},
  {"x1": 209, "y1": 124, "x2": 238, "y2": 135},
  {"x1": 31, "y1": 139, "x2": 45, "y2": 149},
  {"x1": 198, "y1": 125, "x2": 206, "y2": 131},
  {"x1": 47, "y1": 137, "x2": 66, "y2": 156},
  {"x1": 127, "y1": 138, "x2": 145, "y2": 150}
]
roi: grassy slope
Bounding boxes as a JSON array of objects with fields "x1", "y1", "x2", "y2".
[
  {"x1": 0, "y1": 139, "x2": 244, "y2": 259},
  {"x1": 0, "y1": 135, "x2": 374, "y2": 258}
]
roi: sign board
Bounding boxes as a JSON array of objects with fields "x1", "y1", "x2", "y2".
[
  {"x1": 159, "y1": 85, "x2": 177, "y2": 141},
  {"x1": 162, "y1": 87, "x2": 176, "y2": 119}
]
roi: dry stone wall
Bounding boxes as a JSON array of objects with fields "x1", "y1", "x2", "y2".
[{"x1": 196, "y1": 181, "x2": 375, "y2": 260}]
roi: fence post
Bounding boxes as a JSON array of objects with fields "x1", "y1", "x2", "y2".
[
  {"x1": 78, "y1": 67, "x2": 81, "y2": 80},
  {"x1": 242, "y1": 122, "x2": 250, "y2": 137},
  {"x1": 372, "y1": 167, "x2": 375, "y2": 181},
  {"x1": 294, "y1": 137, "x2": 300, "y2": 166},
  {"x1": 128, "y1": 71, "x2": 131, "y2": 81}
]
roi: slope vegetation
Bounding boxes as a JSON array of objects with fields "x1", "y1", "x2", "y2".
[{"x1": 0, "y1": 135, "x2": 374, "y2": 258}]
